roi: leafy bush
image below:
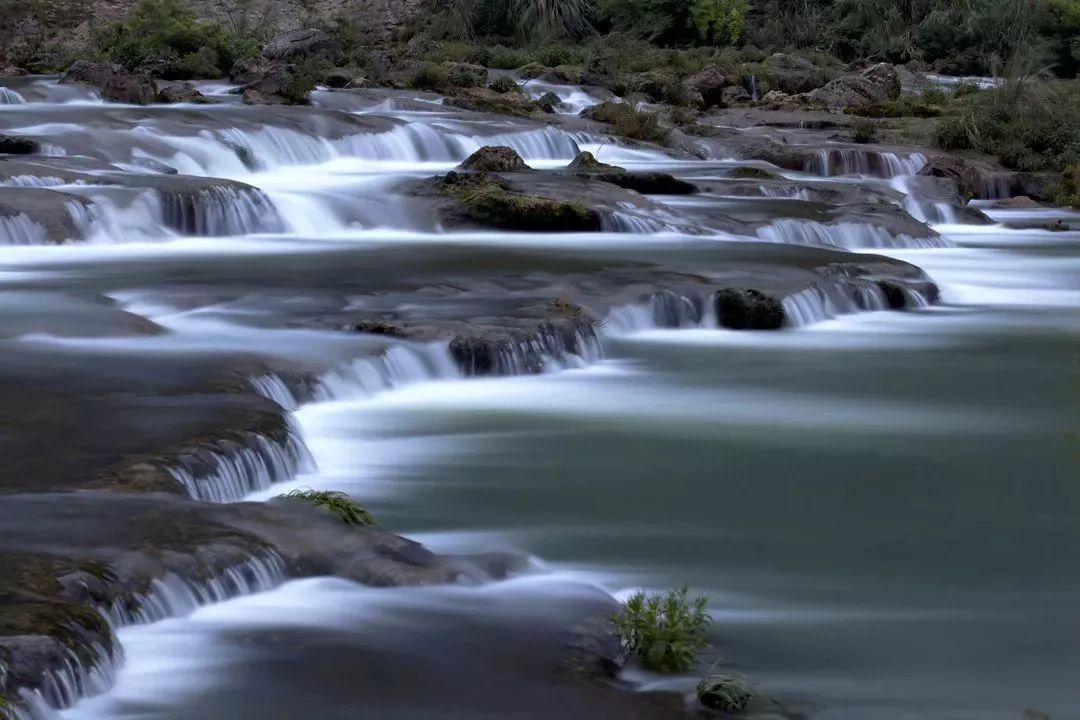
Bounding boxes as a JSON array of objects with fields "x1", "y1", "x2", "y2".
[
  {"x1": 612, "y1": 587, "x2": 711, "y2": 673},
  {"x1": 690, "y1": 0, "x2": 748, "y2": 45},
  {"x1": 489, "y1": 75, "x2": 521, "y2": 93},
  {"x1": 279, "y1": 488, "x2": 376, "y2": 526},
  {"x1": 697, "y1": 673, "x2": 754, "y2": 712}
]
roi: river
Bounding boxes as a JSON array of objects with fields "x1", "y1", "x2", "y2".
[{"x1": 1, "y1": 75, "x2": 1077, "y2": 720}]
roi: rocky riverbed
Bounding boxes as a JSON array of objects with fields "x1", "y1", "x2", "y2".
[{"x1": 0, "y1": 49, "x2": 1077, "y2": 720}]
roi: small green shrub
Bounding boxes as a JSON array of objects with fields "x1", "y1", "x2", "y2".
[
  {"x1": 696, "y1": 673, "x2": 754, "y2": 712},
  {"x1": 851, "y1": 118, "x2": 877, "y2": 143},
  {"x1": 612, "y1": 586, "x2": 711, "y2": 673},
  {"x1": 280, "y1": 489, "x2": 376, "y2": 526},
  {"x1": 410, "y1": 62, "x2": 450, "y2": 90},
  {"x1": 921, "y1": 85, "x2": 948, "y2": 105},
  {"x1": 951, "y1": 80, "x2": 984, "y2": 98},
  {"x1": 489, "y1": 75, "x2": 521, "y2": 93},
  {"x1": 586, "y1": 101, "x2": 668, "y2": 142}
]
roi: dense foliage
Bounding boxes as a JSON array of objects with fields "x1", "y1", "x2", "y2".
[
  {"x1": 89, "y1": 0, "x2": 264, "y2": 78},
  {"x1": 279, "y1": 489, "x2": 376, "y2": 526}
]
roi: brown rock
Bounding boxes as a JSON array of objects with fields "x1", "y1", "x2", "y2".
[{"x1": 59, "y1": 61, "x2": 157, "y2": 105}]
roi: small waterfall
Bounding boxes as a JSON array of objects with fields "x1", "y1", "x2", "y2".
[
  {"x1": 807, "y1": 149, "x2": 927, "y2": 178},
  {"x1": 749, "y1": 75, "x2": 759, "y2": 103},
  {"x1": 0, "y1": 176, "x2": 75, "y2": 188},
  {"x1": 450, "y1": 322, "x2": 603, "y2": 377},
  {"x1": 309, "y1": 343, "x2": 462, "y2": 402},
  {"x1": 11, "y1": 643, "x2": 117, "y2": 716},
  {"x1": 0, "y1": 87, "x2": 26, "y2": 104},
  {"x1": 167, "y1": 422, "x2": 313, "y2": 503},
  {"x1": 9, "y1": 553, "x2": 287, "y2": 719},
  {"x1": 160, "y1": 186, "x2": 284, "y2": 237},
  {"x1": 103, "y1": 552, "x2": 286, "y2": 628},
  {"x1": 604, "y1": 290, "x2": 706, "y2": 334},
  {"x1": 756, "y1": 219, "x2": 950, "y2": 250},
  {"x1": 982, "y1": 173, "x2": 1012, "y2": 200},
  {"x1": 450, "y1": 126, "x2": 581, "y2": 162},
  {"x1": 781, "y1": 280, "x2": 891, "y2": 327},
  {"x1": 601, "y1": 209, "x2": 680, "y2": 234},
  {"x1": 0, "y1": 214, "x2": 49, "y2": 245}
]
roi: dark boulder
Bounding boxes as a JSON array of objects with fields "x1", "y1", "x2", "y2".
[
  {"x1": 0, "y1": 134, "x2": 40, "y2": 154},
  {"x1": 458, "y1": 146, "x2": 531, "y2": 173},
  {"x1": 230, "y1": 58, "x2": 267, "y2": 85},
  {"x1": 715, "y1": 288, "x2": 785, "y2": 330},
  {"x1": 537, "y1": 91, "x2": 561, "y2": 112},
  {"x1": 261, "y1": 28, "x2": 341, "y2": 64},
  {"x1": 917, "y1": 155, "x2": 998, "y2": 201},
  {"x1": 157, "y1": 82, "x2": 216, "y2": 104},
  {"x1": 685, "y1": 66, "x2": 728, "y2": 108},
  {"x1": 241, "y1": 65, "x2": 310, "y2": 106},
  {"x1": 596, "y1": 171, "x2": 697, "y2": 195},
  {"x1": 324, "y1": 68, "x2": 358, "y2": 88},
  {"x1": 59, "y1": 61, "x2": 157, "y2": 105}
]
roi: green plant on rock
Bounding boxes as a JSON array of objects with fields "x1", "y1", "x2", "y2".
[
  {"x1": 612, "y1": 586, "x2": 711, "y2": 673},
  {"x1": 696, "y1": 671, "x2": 754, "y2": 712},
  {"x1": 690, "y1": 0, "x2": 748, "y2": 45},
  {"x1": 280, "y1": 489, "x2": 376, "y2": 526},
  {"x1": 851, "y1": 117, "x2": 878, "y2": 143},
  {"x1": 586, "y1": 102, "x2": 668, "y2": 142}
]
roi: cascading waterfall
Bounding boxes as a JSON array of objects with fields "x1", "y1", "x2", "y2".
[
  {"x1": 10, "y1": 553, "x2": 287, "y2": 720},
  {"x1": 0, "y1": 87, "x2": 26, "y2": 104},
  {"x1": 160, "y1": 186, "x2": 284, "y2": 237},
  {"x1": 0, "y1": 213, "x2": 49, "y2": 245},
  {"x1": 604, "y1": 290, "x2": 707, "y2": 334},
  {"x1": 806, "y1": 149, "x2": 927, "y2": 178},
  {"x1": 167, "y1": 422, "x2": 313, "y2": 503},
  {"x1": 757, "y1": 219, "x2": 951, "y2": 250},
  {"x1": 0, "y1": 176, "x2": 75, "y2": 189}
]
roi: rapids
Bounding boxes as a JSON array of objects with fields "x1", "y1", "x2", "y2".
[{"x1": 0, "y1": 74, "x2": 1077, "y2": 720}]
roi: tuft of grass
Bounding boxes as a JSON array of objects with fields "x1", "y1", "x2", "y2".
[
  {"x1": 851, "y1": 117, "x2": 877, "y2": 143},
  {"x1": 696, "y1": 672, "x2": 754, "y2": 712},
  {"x1": 612, "y1": 586, "x2": 711, "y2": 673},
  {"x1": 280, "y1": 488, "x2": 376, "y2": 526},
  {"x1": 489, "y1": 75, "x2": 521, "y2": 93}
]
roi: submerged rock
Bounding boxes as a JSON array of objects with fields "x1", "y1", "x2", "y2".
[
  {"x1": 715, "y1": 288, "x2": 785, "y2": 330},
  {"x1": 458, "y1": 146, "x2": 531, "y2": 173},
  {"x1": 60, "y1": 61, "x2": 157, "y2": 105},
  {"x1": 567, "y1": 151, "x2": 625, "y2": 173}
]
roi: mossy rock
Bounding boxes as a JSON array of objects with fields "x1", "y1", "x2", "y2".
[
  {"x1": 488, "y1": 76, "x2": 521, "y2": 94},
  {"x1": 438, "y1": 172, "x2": 600, "y2": 232},
  {"x1": 444, "y1": 87, "x2": 542, "y2": 117},
  {"x1": 567, "y1": 151, "x2": 624, "y2": 174},
  {"x1": 715, "y1": 288, "x2": 784, "y2": 330},
  {"x1": 596, "y1": 171, "x2": 696, "y2": 195},
  {"x1": 458, "y1": 146, "x2": 531, "y2": 173},
  {"x1": 727, "y1": 166, "x2": 780, "y2": 180}
]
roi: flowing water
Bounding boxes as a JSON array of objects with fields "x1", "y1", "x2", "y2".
[{"x1": 1, "y1": 76, "x2": 1078, "y2": 720}]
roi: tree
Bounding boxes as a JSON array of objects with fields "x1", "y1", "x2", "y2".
[{"x1": 691, "y1": 0, "x2": 747, "y2": 45}]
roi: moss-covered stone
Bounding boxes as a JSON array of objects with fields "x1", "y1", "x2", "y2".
[
  {"x1": 437, "y1": 172, "x2": 601, "y2": 232},
  {"x1": 727, "y1": 166, "x2": 780, "y2": 180},
  {"x1": 458, "y1": 146, "x2": 531, "y2": 173}
]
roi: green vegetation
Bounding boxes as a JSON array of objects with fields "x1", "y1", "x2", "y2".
[
  {"x1": 438, "y1": 171, "x2": 600, "y2": 231},
  {"x1": 612, "y1": 586, "x2": 711, "y2": 673},
  {"x1": 280, "y1": 488, "x2": 376, "y2": 526},
  {"x1": 728, "y1": 166, "x2": 779, "y2": 180},
  {"x1": 87, "y1": 0, "x2": 263, "y2": 78},
  {"x1": 489, "y1": 75, "x2": 522, "y2": 93},
  {"x1": 696, "y1": 672, "x2": 754, "y2": 712},
  {"x1": 851, "y1": 118, "x2": 878, "y2": 143}
]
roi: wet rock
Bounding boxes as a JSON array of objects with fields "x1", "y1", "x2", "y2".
[
  {"x1": 537, "y1": 91, "x2": 561, "y2": 112},
  {"x1": 715, "y1": 288, "x2": 785, "y2": 330},
  {"x1": 129, "y1": 157, "x2": 179, "y2": 175},
  {"x1": 917, "y1": 155, "x2": 998, "y2": 201},
  {"x1": 261, "y1": 28, "x2": 341, "y2": 65},
  {"x1": 727, "y1": 166, "x2": 780, "y2": 180},
  {"x1": 444, "y1": 87, "x2": 539, "y2": 116},
  {"x1": 324, "y1": 67, "x2": 358, "y2": 88},
  {"x1": 0, "y1": 187, "x2": 89, "y2": 244},
  {"x1": 722, "y1": 86, "x2": 751, "y2": 104},
  {"x1": 157, "y1": 82, "x2": 216, "y2": 105},
  {"x1": 0, "y1": 134, "x2": 40, "y2": 155},
  {"x1": 685, "y1": 66, "x2": 728, "y2": 108},
  {"x1": 458, "y1": 146, "x2": 531, "y2": 173},
  {"x1": 1011, "y1": 172, "x2": 1058, "y2": 203},
  {"x1": 595, "y1": 171, "x2": 697, "y2": 195},
  {"x1": 59, "y1": 61, "x2": 157, "y2": 105},
  {"x1": 242, "y1": 65, "x2": 309, "y2": 106},
  {"x1": 801, "y1": 63, "x2": 901, "y2": 109},
  {"x1": 1, "y1": 66, "x2": 29, "y2": 76}
]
